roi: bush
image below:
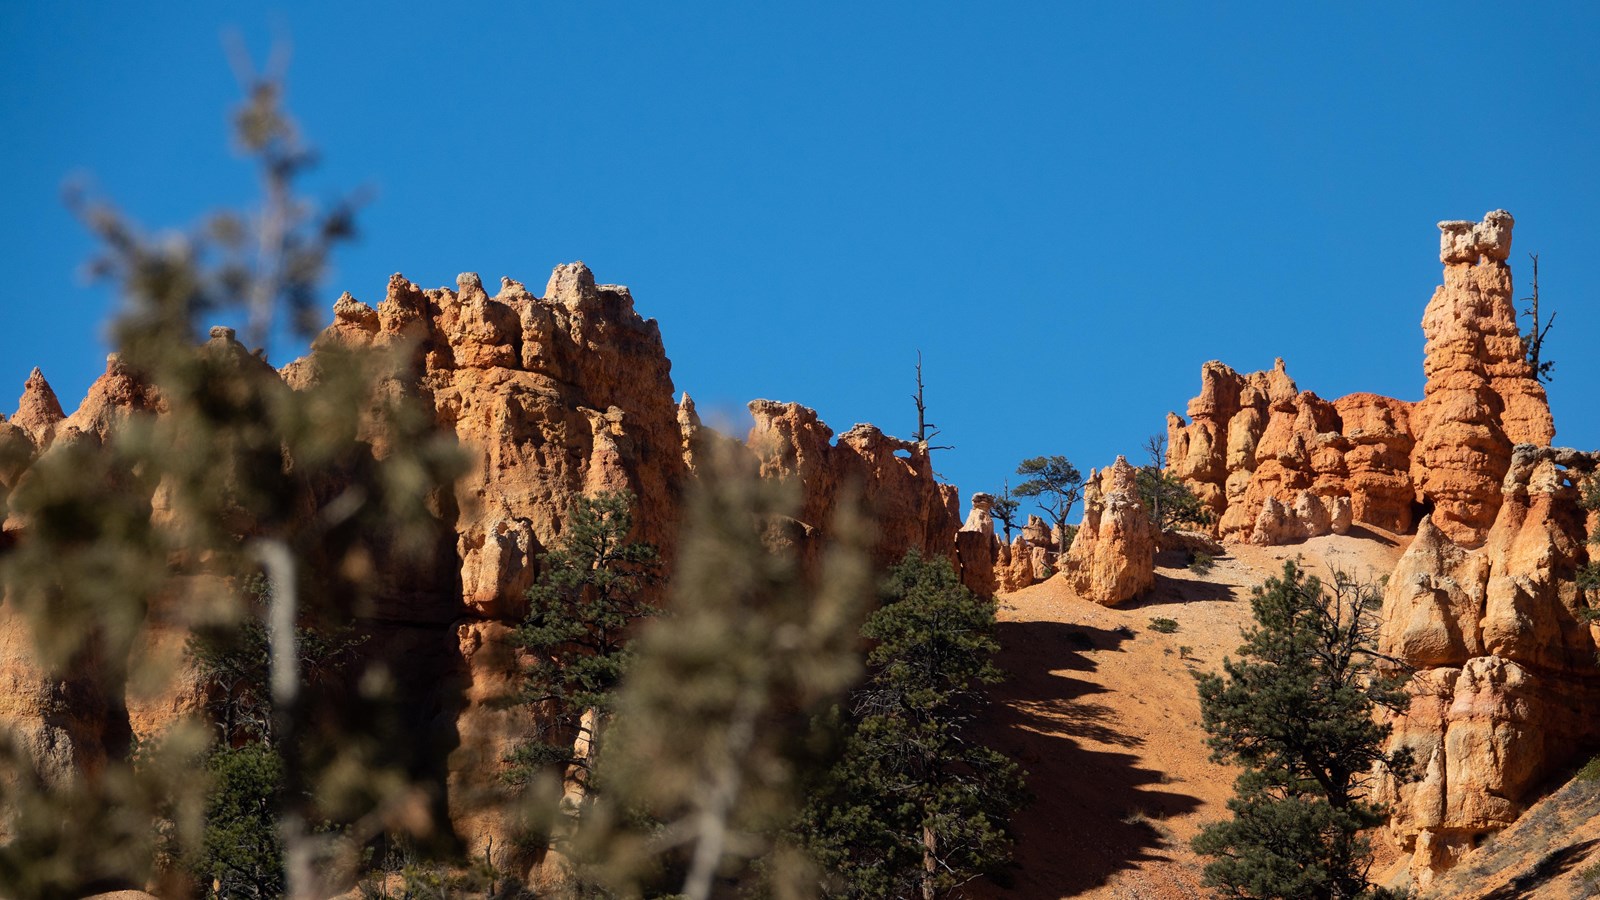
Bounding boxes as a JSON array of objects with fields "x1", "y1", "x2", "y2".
[
  {"x1": 1189, "y1": 552, "x2": 1215, "y2": 575},
  {"x1": 1148, "y1": 617, "x2": 1179, "y2": 634},
  {"x1": 1576, "y1": 755, "x2": 1600, "y2": 782}
]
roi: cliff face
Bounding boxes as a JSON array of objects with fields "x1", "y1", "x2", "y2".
[
  {"x1": 287, "y1": 264, "x2": 688, "y2": 624},
  {"x1": 0, "y1": 262, "x2": 971, "y2": 860},
  {"x1": 745, "y1": 400, "x2": 962, "y2": 574},
  {"x1": 1378, "y1": 446, "x2": 1600, "y2": 888}
]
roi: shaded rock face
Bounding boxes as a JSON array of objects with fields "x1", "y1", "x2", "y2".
[
  {"x1": 1378, "y1": 446, "x2": 1600, "y2": 888},
  {"x1": 1166, "y1": 210, "x2": 1551, "y2": 549},
  {"x1": 745, "y1": 400, "x2": 961, "y2": 575},
  {"x1": 1063, "y1": 457, "x2": 1156, "y2": 606}
]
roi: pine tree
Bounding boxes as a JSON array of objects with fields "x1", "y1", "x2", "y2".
[
  {"x1": 1193, "y1": 562, "x2": 1411, "y2": 900},
  {"x1": 801, "y1": 552, "x2": 1026, "y2": 899},
  {"x1": 553, "y1": 448, "x2": 872, "y2": 899},
  {"x1": 1136, "y1": 433, "x2": 1211, "y2": 535},
  {"x1": 991, "y1": 480, "x2": 1021, "y2": 543},
  {"x1": 1013, "y1": 456, "x2": 1084, "y2": 559},
  {"x1": 509, "y1": 490, "x2": 660, "y2": 814}
]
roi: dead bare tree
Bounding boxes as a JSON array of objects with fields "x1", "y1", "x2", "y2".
[
  {"x1": 1521, "y1": 253, "x2": 1556, "y2": 383},
  {"x1": 912, "y1": 350, "x2": 953, "y2": 452}
]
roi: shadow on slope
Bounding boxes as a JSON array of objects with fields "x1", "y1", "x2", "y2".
[
  {"x1": 980, "y1": 620, "x2": 1204, "y2": 897},
  {"x1": 1124, "y1": 569, "x2": 1238, "y2": 609}
]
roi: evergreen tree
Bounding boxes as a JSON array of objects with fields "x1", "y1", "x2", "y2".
[
  {"x1": 801, "y1": 552, "x2": 1026, "y2": 900},
  {"x1": 1136, "y1": 467, "x2": 1211, "y2": 534},
  {"x1": 1193, "y1": 562, "x2": 1411, "y2": 900},
  {"x1": 551, "y1": 449, "x2": 872, "y2": 899},
  {"x1": 1013, "y1": 456, "x2": 1084, "y2": 558},
  {"x1": 510, "y1": 490, "x2": 660, "y2": 812},
  {"x1": 991, "y1": 481, "x2": 1021, "y2": 543},
  {"x1": 197, "y1": 743, "x2": 286, "y2": 900},
  {"x1": 1136, "y1": 434, "x2": 1211, "y2": 535}
]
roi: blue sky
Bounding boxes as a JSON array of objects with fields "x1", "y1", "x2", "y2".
[{"x1": 3, "y1": 2, "x2": 1596, "y2": 516}]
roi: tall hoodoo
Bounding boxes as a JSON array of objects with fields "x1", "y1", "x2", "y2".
[{"x1": 1411, "y1": 210, "x2": 1554, "y2": 547}]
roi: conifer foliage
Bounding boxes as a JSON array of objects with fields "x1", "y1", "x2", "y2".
[
  {"x1": 509, "y1": 491, "x2": 660, "y2": 804},
  {"x1": 1193, "y1": 562, "x2": 1411, "y2": 900},
  {"x1": 802, "y1": 552, "x2": 1025, "y2": 899}
]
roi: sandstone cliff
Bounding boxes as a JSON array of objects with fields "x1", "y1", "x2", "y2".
[
  {"x1": 1166, "y1": 211, "x2": 1552, "y2": 549},
  {"x1": 1377, "y1": 446, "x2": 1600, "y2": 889},
  {"x1": 1, "y1": 262, "x2": 979, "y2": 864},
  {"x1": 745, "y1": 400, "x2": 962, "y2": 576}
]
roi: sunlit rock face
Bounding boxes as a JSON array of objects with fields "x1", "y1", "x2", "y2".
[
  {"x1": 1159, "y1": 213, "x2": 1586, "y2": 888},
  {"x1": 1378, "y1": 446, "x2": 1599, "y2": 889},
  {"x1": 1063, "y1": 457, "x2": 1156, "y2": 606},
  {"x1": 1166, "y1": 210, "x2": 1552, "y2": 549},
  {"x1": 745, "y1": 399, "x2": 962, "y2": 575}
]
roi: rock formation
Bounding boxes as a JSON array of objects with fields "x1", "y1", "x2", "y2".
[
  {"x1": 1166, "y1": 211, "x2": 1552, "y2": 549},
  {"x1": 745, "y1": 400, "x2": 961, "y2": 574},
  {"x1": 1063, "y1": 457, "x2": 1157, "y2": 606},
  {"x1": 956, "y1": 493, "x2": 998, "y2": 597},
  {"x1": 1411, "y1": 211, "x2": 1554, "y2": 547},
  {"x1": 1, "y1": 261, "x2": 985, "y2": 865},
  {"x1": 1160, "y1": 212, "x2": 1586, "y2": 886},
  {"x1": 1378, "y1": 446, "x2": 1599, "y2": 888},
  {"x1": 11, "y1": 368, "x2": 65, "y2": 450},
  {"x1": 962, "y1": 492, "x2": 996, "y2": 535}
]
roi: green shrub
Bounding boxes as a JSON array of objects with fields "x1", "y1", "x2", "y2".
[
  {"x1": 1581, "y1": 861, "x2": 1600, "y2": 892},
  {"x1": 1189, "y1": 552, "x2": 1215, "y2": 575},
  {"x1": 1575, "y1": 755, "x2": 1600, "y2": 782},
  {"x1": 1148, "y1": 617, "x2": 1179, "y2": 634}
]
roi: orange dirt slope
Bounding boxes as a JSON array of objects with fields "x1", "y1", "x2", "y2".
[{"x1": 974, "y1": 530, "x2": 1409, "y2": 899}]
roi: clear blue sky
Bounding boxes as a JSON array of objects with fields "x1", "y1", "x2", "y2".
[{"x1": 3, "y1": 2, "x2": 1596, "y2": 516}]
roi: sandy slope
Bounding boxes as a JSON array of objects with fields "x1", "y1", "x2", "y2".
[{"x1": 974, "y1": 530, "x2": 1409, "y2": 900}]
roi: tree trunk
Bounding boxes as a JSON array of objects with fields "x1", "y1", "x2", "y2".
[
  {"x1": 921, "y1": 823, "x2": 937, "y2": 900},
  {"x1": 563, "y1": 706, "x2": 600, "y2": 815}
]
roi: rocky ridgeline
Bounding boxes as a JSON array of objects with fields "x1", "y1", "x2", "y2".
[
  {"x1": 1167, "y1": 210, "x2": 1555, "y2": 548},
  {"x1": 0, "y1": 262, "x2": 974, "y2": 859},
  {"x1": 956, "y1": 457, "x2": 1160, "y2": 607},
  {"x1": 1164, "y1": 210, "x2": 1598, "y2": 887},
  {"x1": 0, "y1": 212, "x2": 1593, "y2": 888}
]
